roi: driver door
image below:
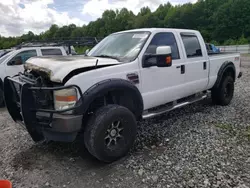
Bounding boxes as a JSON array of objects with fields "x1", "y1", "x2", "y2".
[
  {"x1": 140, "y1": 32, "x2": 186, "y2": 110},
  {"x1": 5, "y1": 49, "x2": 38, "y2": 77}
]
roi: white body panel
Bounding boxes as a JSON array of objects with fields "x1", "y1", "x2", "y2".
[
  {"x1": 19, "y1": 28, "x2": 241, "y2": 111},
  {"x1": 0, "y1": 46, "x2": 67, "y2": 82},
  {"x1": 138, "y1": 30, "x2": 187, "y2": 109},
  {"x1": 207, "y1": 54, "x2": 241, "y2": 89},
  {"x1": 25, "y1": 56, "x2": 120, "y2": 83}
]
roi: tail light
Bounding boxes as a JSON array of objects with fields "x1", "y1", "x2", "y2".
[{"x1": 54, "y1": 88, "x2": 77, "y2": 113}]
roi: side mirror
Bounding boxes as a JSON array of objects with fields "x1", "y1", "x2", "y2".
[
  {"x1": 156, "y1": 46, "x2": 171, "y2": 55},
  {"x1": 143, "y1": 46, "x2": 172, "y2": 68},
  {"x1": 85, "y1": 49, "x2": 90, "y2": 56}
]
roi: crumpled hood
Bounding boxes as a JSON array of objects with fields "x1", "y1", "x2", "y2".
[{"x1": 24, "y1": 56, "x2": 119, "y2": 83}]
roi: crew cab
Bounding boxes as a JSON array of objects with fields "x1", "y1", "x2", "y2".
[
  {"x1": 4, "y1": 28, "x2": 242, "y2": 162},
  {"x1": 0, "y1": 46, "x2": 67, "y2": 106}
]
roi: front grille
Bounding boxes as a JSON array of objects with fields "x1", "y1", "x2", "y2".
[
  {"x1": 18, "y1": 72, "x2": 54, "y2": 110},
  {"x1": 33, "y1": 90, "x2": 54, "y2": 110}
]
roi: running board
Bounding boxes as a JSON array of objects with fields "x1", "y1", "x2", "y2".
[{"x1": 142, "y1": 94, "x2": 208, "y2": 119}]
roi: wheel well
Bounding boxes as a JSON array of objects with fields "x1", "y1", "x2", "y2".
[
  {"x1": 223, "y1": 67, "x2": 236, "y2": 81},
  {"x1": 214, "y1": 62, "x2": 236, "y2": 88},
  {"x1": 87, "y1": 89, "x2": 142, "y2": 119}
]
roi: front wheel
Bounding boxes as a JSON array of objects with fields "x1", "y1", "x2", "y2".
[
  {"x1": 211, "y1": 75, "x2": 234, "y2": 106},
  {"x1": 84, "y1": 105, "x2": 137, "y2": 163}
]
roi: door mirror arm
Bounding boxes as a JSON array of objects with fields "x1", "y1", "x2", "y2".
[{"x1": 143, "y1": 54, "x2": 155, "y2": 68}]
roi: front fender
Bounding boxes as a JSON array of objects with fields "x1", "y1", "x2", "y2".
[{"x1": 76, "y1": 79, "x2": 144, "y2": 117}]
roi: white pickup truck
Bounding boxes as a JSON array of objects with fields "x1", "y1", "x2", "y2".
[
  {"x1": 0, "y1": 46, "x2": 67, "y2": 106},
  {"x1": 4, "y1": 28, "x2": 242, "y2": 162}
]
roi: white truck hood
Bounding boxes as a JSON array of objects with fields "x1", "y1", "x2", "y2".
[{"x1": 24, "y1": 56, "x2": 119, "y2": 83}]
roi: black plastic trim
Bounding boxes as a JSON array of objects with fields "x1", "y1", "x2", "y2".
[
  {"x1": 238, "y1": 72, "x2": 242, "y2": 78},
  {"x1": 214, "y1": 61, "x2": 236, "y2": 88},
  {"x1": 76, "y1": 79, "x2": 144, "y2": 118},
  {"x1": 4, "y1": 75, "x2": 85, "y2": 142},
  {"x1": 6, "y1": 76, "x2": 84, "y2": 114}
]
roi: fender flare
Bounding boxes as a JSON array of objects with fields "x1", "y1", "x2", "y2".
[
  {"x1": 214, "y1": 61, "x2": 236, "y2": 88},
  {"x1": 76, "y1": 79, "x2": 144, "y2": 118}
]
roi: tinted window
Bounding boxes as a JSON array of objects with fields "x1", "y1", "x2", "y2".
[
  {"x1": 41, "y1": 49, "x2": 63, "y2": 56},
  {"x1": 146, "y1": 32, "x2": 180, "y2": 59},
  {"x1": 8, "y1": 50, "x2": 37, "y2": 66},
  {"x1": 181, "y1": 34, "x2": 202, "y2": 58}
]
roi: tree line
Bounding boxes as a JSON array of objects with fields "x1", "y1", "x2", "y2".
[{"x1": 0, "y1": 0, "x2": 250, "y2": 50}]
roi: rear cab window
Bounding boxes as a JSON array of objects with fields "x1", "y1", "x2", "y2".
[
  {"x1": 181, "y1": 33, "x2": 203, "y2": 58},
  {"x1": 41, "y1": 48, "x2": 63, "y2": 56}
]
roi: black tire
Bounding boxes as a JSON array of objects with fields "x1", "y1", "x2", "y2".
[
  {"x1": 0, "y1": 88, "x2": 5, "y2": 107},
  {"x1": 211, "y1": 75, "x2": 234, "y2": 106},
  {"x1": 84, "y1": 105, "x2": 137, "y2": 163}
]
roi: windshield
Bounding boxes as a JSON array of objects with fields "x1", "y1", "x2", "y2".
[{"x1": 88, "y1": 31, "x2": 150, "y2": 62}]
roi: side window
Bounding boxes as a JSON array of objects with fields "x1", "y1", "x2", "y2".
[
  {"x1": 145, "y1": 32, "x2": 180, "y2": 60},
  {"x1": 41, "y1": 49, "x2": 63, "y2": 56},
  {"x1": 209, "y1": 44, "x2": 213, "y2": 51},
  {"x1": 8, "y1": 50, "x2": 37, "y2": 66},
  {"x1": 181, "y1": 34, "x2": 202, "y2": 58}
]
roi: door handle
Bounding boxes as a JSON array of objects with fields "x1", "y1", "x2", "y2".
[
  {"x1": 203, "y1": 62, "x2": 207, "y2": 70},
  {"x1": 177, "y1": 65, "x2": 185, "y2": 74}
]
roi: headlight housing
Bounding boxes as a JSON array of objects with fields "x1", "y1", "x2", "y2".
[{"x1": 54, "y1": 88, "x2": 77, "y2": 113}]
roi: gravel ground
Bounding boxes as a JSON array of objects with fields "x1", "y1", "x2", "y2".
[{"x1": 1, "y1": 61, "x2": 250, "y2": 188}]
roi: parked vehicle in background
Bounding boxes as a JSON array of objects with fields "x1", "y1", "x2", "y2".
[
  {"x1": 206, "y1": 43, "x2": 220, "y2": 53},
  {"x1": 0, "y1": 49, "x2": 13, "y2": 58},
  {"x1": 4, "y1": 28, "x2": 241, "y2": 162},
  {"x1": 0, "y1": 46, "x2": 67, "y2": 106}
]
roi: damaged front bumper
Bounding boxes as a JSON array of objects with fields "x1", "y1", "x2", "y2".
[{"x1": 4, "y1": 74, "x2": 83, "y2": 142}]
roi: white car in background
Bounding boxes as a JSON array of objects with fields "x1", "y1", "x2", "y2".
[
  {"x1": 0, "y1": 46, "x2": 67, "y2": 106},
  {"x1": 0, "y1": 49, "x2": 12, "y2": 58}
]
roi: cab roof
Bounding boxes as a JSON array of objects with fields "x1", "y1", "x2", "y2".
[{"x1": 114, "y1": 28, "x2": 199, "y2": 34}]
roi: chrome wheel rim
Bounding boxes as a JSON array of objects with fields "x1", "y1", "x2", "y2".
[{"x1": 105, "y1": 121, "x2": 124, "y2": 147}]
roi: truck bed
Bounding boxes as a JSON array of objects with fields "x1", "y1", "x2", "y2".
[
  {"x1": 208, "y1": 52, "x2": 239, "y2": 56},
  {"x1": 207, "y1": 52, "x2": 241, "y2": 90}
]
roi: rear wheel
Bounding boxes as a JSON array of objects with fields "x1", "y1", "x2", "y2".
[
  {"x1": 211, "y1": 75, "x2": 234, "y2": 106},
  {"x1": 84, "y1": 105, "x2": 137, "y2": 163},
  {"x1": 0, "y1": 88, "x2": 5, "y2": 107}
]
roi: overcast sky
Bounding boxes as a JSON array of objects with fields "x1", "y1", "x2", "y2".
[{"x1": 0, "y1": 0, "x2": 197, "y2": 37}]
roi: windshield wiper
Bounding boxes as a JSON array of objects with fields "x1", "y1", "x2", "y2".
[{"x1": 94, "y1": 55, "x2": 120, "y2": 61}]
